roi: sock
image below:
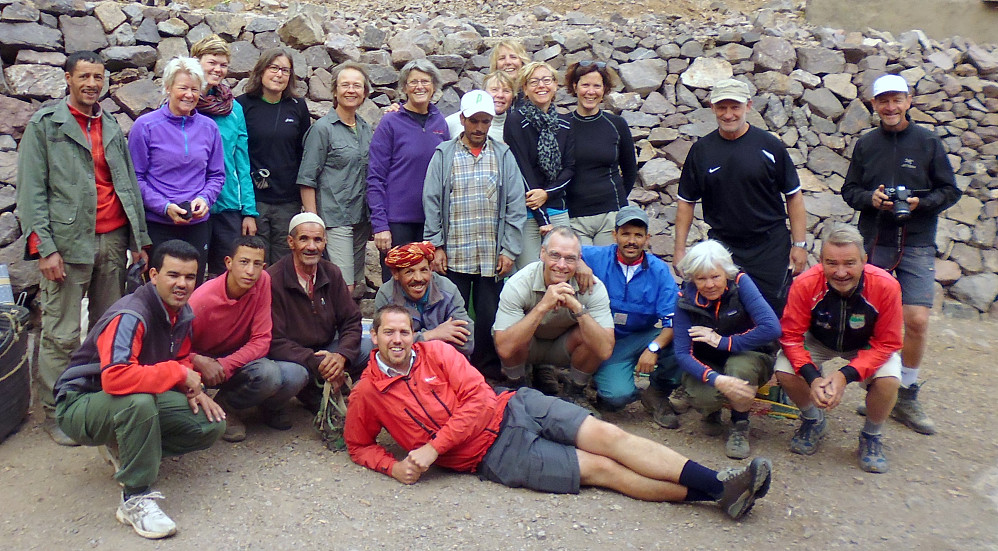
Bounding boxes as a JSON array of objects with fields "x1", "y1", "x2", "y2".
[
  {"x1": 678, "y1": 460, "x2": 724, "y2": 501},
  {"x1": 123, "y1": 486, "x2": 150, "y2": 501},
  {"x1": 568, "y1": 367, "x2": 591, "y2": 387},
  {"x1": 503, "y1": 364, "x2": 526, "y2": 380},
  {"x1": 862, "y1": 419, "x2": 883, "y2": 436},
  {"x1": 730, "y1": 410, "x2": 749, "y2": 424},
  {"x1": 900, "y1": 366, "x2": 918, "y2": 388},
  {"x1": 800, "y1": 405, "x2": 822, "y2": 421}
]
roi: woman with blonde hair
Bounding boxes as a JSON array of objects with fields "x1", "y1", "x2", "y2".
[
  {"x1": 444, "y1": 71, "x2": 515, "y2": 143},
  {"x1": 489, "y1": 39, "x2": 530, "y2": 76}
]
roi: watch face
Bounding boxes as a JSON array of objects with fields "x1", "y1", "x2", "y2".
[{"x1": 648, "y1": 342, "x2": 660, "y2": 353}]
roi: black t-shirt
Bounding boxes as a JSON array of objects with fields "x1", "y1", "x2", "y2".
[
  {"x1": 678, "y1": 125, "x2": 800, "y2": 242},
  {"x1": 236, "y1": 94, "x2": 311, "y2": 205},
  {"x1": 566, "y1": 110, "x2": 637, "y2": 217}
]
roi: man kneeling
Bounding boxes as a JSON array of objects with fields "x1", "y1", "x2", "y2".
[{"x1": 344, "y1": 305, "x2": 773, "y2": 520}]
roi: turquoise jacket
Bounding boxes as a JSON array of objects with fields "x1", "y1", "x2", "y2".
[{"x1": 205, "y1": 99, "x2": 257, "y2": 217}]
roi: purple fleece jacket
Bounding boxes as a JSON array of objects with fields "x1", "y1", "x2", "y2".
[
  {"x1": 128, "y1": 104, "x2": 225, "y2": 225},
  {"x1": 366, "y1": 104, "x2": 449, "y2": 233}
]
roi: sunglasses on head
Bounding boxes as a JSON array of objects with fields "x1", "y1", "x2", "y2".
[{"x1": 578, "y1": 60, "x2": 607, "y2": 69}]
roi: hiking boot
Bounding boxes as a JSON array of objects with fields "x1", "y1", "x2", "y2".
[
  {"x1": 641, "y1": 387, "x2": 679, "y2": 429},
  {"x1": 98, "y1": 437, "x2": 121, "y2": 473},
  {"x1": 857, "y1": 432, "x2": 889, "y2": 473},
  {"x1": 891, "y1": 382, "x2": 936, "y2": 435},
  {"x1": 725, "y1": 420, "x2": 751, "y2": 460},
  {"x1": 261, "y1": 405, "x2": 292, "y2": 431},
  {"x1": 561, "y1": 380, "x2": 601, "y2": 420},
  {"x1": 789, "y1": 414, "x2": 828, "y2": 456},
  {"x1": 717, "y1": 457, "x2": 772, "y2": 520},
  {"x1": 531, "y1": 364, "x2": 562, "y2": 396},
  {"x1": 215, "y1": 397, "x2": 246, "y2": 442},
  {"x1": 43, "y1": 417, "x2": 79, "y2": 447},
  {"x1": 669, "y1": 385, "x2": 692, "y2": 413},
  {"x1": 116, "y1": 491, "x2": 177, "y2": 539},
  {"x1": 701, "y1": 410, "x2": 724, "y2": 437}
]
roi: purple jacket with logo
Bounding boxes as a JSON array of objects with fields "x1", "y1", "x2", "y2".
[
  {"x1": 128, "y1": 104, "x2": 225, "y2": 225},
  {"x1": 366, "y1": 104, "x2": 449, "y2": 233}
]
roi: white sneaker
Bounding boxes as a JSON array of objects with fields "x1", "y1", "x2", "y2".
[{"x1": 116, "y1": 491, "x2": 177, "y2": 539}]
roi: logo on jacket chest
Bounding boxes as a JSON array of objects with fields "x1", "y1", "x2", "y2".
[
  {"x1": 901, "y1": 157, "x2": 917, "y2": 170},
  {"x1": 848, "y1": 313, "x2": 867, "y2": 330}
]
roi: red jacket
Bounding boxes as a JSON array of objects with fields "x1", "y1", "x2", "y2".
[
  {"x1": 780, "y1": 263, "x2": 903, "y2": 382},
  {"x1": 344, "y1": 341, "x2": 513, "y2": 476}
]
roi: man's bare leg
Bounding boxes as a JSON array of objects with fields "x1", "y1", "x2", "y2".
[
  {"x1": 577, "y1": 450, "x2": 688, "y2": 501},
  {"x1": 894, "y1": 305, "x2": 936, "y2": 434},
  {"x1": 575, "y1": 417, "x2": 687, "y2": 482}
]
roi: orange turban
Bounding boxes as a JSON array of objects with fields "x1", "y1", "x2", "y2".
[{"x1": 385, "y1": 241, "x2": 435, "y2": 269}]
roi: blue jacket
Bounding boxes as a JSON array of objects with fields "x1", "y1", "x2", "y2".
[{"x1": 581, "y1": 245, "x2": 677, "y2": 338}]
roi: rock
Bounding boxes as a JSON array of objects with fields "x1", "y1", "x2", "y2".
[
  {"x1": 426, "y1": 54, "x2": 465, "y2": 70},
  {"x1": 277, "y1": 13, "x2": 323, "y2": 49},
  {"x1": 949, "y1": 242, "x2": 983, "y2": 273},
  {"x1": 935, "y1": 258, "x2": 962, "y2": 284},
  {"x1": 823, "y1": 73, "x2": 857, "y2": 100},
  {"x1": 4, "y1": 63, "x2": 65, "y2": 98},
  {"x1": 621, "y1": 111, "x2": 660, "y2": 127},
  {"x1": 751, "y1": 36, "x2": 796, "y2": 74},
  {"x1": 360, "y1": 25, "x2": 387, "y2": 50},
  {"x1": 3, "y1": 2, "x2": 40, "y2": 22},
  {"x1": 0, "y1": 211, "x2": 20, "y2": 247},
  {"x1": 245, "y1": 16, "x2": 279, "y2": 33},
  {"x1": 927, "y1": 51, "x2": 955, "y2": 72},
  {"x1": 967, "y1": 45, "x2": 998, "y2": 76},
  {"x1": 972, "y1": 218, "x2": 997, "y2": 248},
  {"x1": 302, "y1": 45, "x2": 332, "y2": 69},
  {"x1": 638, "y1": 158, "x2": 681, "y2": 191},
  {"x1": 533, "y1": 44, "x2": 561, "y2": 62},
  {"x1": 102, "y1": 46, "x2": 157, "y2": 71},
  {"x1": 763, "y1": 96, "x2": 789, "y2": 129},
  {"x1": 157, "y1": 17, "x2": 188, "y2": 37},
  {"x1": 0, "y1": 95, "x2": 35, "y2": 139},
  {"x1": 154, "y1": 37, "x2": 189, "y2": 76},
  {"x1": 802, "y1": 88, "x2": 844, "y2": 120},
  {"x1": 325, "y1": 34, "x2": 361, "y2": 63},
  {"x1": 112, "y1": 78, "x2": 162, "y2": 118},
  {"x1": 0, "y1": 236, "x2": 38, "y2": 294},
  {"x1": 804, "y1": 192, "x2": 853, "y2": 217},
  {"x1": 365, "y1": 63, "x2": 398, "y2": 87},
  {"x1": 205, "y1": 13, "x2": 247, "y2": 40},
  {"x1": 618, "y1": 58, "x2": 669, "y2": 96},
  {"x1": 390, "y1": 45, "x2": 425, "y2": 68},
  {"x1": 708, "y1": 43, "x2": 753, "y2": 62},
  {"x1": 227, "y1": 41, "x2": 260, "y2": 79},
  {"x1": 0, "y1": 151, "x2": 16, "y2": 185},
  {"x1": 754, "y1": 71, "x2": 803, "y2": 96},
  {"x1": 797, "y1": 167, "x2": 826, "y2": 192},
  {"x1": 59, "y1": 16, "x2": 109, "y2": 53},
  {"x1": 32, "y1": 0, "x2": 85, "y2": 16},
  {"x1": 14, "y1": 50, "x2": 65, "y2": 66},
  {"x1": 605, "y1": 92, "x2": 642, "y2": 112},
  {"x1": 649, "y1": 234, "x2": 675, "y2": 257},
  {"x1": 942, "y1": 299, "x2": 979, "y2": 319},
  {"x1": 308, "y1": 67, "x2": 333, "y2": 101},
  {"x1": 133, "y1": 18, "x2": 160, "y2": 45},
  {"x1": 946, "y1": 195, "x2": 983, "y2": 225},
  {"x1": 108, "y1": 21, "x2": 135, "y2": 46},
  {"x1": 442, "y1": 30, "x2": 483, "y2": 56},
  {"x1": 949, "y1": 272, "x2": 998, "y2": 311},
  {"x1": 640, "y1": 92, "x2": 674, "y2": 115},
  {"x1": 0, "y1": 22, "x2": 63, "y2": 51},
  {"x1": 679, "y1": 57, "x2": 733, "y2": 90},
  {"x1": 796, "y1": 47, "x2": 845, "y2": 75},
  {"x1": 648, "y1": 127, "x2": 679, "y2": 146},
  {"x1": 806, "y1": 145, "x2": 850, "y2": 177},
  {"x1": 838, "y1": 98, "x2": 872, "y2": 134}
]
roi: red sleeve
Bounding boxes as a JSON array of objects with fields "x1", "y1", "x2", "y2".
[
  {"x1": 423, "y1": 342, "x2": 497, "y2": 457},
  {"x1": 850, "y1": 274, "x2": 903, "y2": 379},
  {"x1": 344, "y1": 380, "x2": 398, "y2": 476},
  {"x1": 98, "y1": 314, "x2": 190, "y2": 395},
  {"x1": 779, "y1": 270, "x2": 817, "y2": 373},
  {"x1": 218, "y1": 272, "x2": 273, "y2": 378}
]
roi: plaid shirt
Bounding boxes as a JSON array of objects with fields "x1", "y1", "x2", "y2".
[{"x1": 447, "y1": 138, "x2": 499, "y2": 276}]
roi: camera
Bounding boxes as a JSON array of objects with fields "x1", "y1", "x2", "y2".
[{"x1": 883, "y1": 185, "x2": 912, "y2": 222}]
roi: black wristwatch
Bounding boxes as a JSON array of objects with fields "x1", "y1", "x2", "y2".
[{"x1": 569, "y1": 306, "x2": 590, "y2": 320}]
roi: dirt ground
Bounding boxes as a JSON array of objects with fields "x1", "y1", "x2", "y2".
[{"x1": 1, "y1": 313, "x2": 996, "y2": 550}]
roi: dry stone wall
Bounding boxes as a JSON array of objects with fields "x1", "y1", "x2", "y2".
[{"x1": 1, "y1": 0, "x2": 997, "y2": 316}]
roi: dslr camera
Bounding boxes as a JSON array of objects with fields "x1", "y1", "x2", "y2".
[{"x1": 883, "y1": 185, "x2": 912, "y2": 222}]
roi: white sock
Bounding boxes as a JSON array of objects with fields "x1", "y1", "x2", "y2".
[{"x1": 900, "y1": 366, "x2": 919, "y2": 388}]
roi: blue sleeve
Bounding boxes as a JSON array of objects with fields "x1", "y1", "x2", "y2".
[
  {"x1": 656, "y1": 267, "x2": 678, "y2": 328},
  {"x1": 673, "y1": 305, "x2": 719, "y2": 386},
  {"x1": 720, "y1": 275, "x2": 782, "y2": 353}
]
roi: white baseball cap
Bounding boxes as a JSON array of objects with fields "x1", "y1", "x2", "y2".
[
  {"x1": 460, "y1": 90, "x2": 496, "y2": 118},
  {"x1": 872, "y1": 74, "x2": 909, "y2": 98}
]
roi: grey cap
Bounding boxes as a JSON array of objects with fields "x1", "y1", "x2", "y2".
[
  {"x1": 709, "y1": 78, "x2": 751, "y2": 104},
  {"x1": 615, "y1": 205, "x2": 649, "y2": 229}
]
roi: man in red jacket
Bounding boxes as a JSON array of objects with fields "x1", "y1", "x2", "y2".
[
  {"x1": 344, "y1": 305, "x2": 774, "y2": 521},
  {"x1": 775, "y1": 225, "x2": 903, "y2": 474}
]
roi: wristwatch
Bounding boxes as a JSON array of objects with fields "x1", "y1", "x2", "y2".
[
  {"x1": 569, "y1": 306, "x2": 590, "y2": 320},
  {"x1": 647, "y1": 342, "x2": 661, "y2": 354},
  {"x1": 792, "y1": 241, "x2": 807, "y2": 248}
]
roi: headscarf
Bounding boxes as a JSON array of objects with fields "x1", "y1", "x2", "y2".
[
  {"x1": 518, "y1": 102, "x2": 562, "y2": 185},
  {"x1": 196, "y1": 82, "x2": 234, "y2": 117},
  {"x1": 385, "y1": 241, "x2": 435, "y2": 269}
]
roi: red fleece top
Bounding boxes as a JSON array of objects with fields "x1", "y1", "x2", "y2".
[
  {"x1": 345, "y1": 341, "x2": 513, "y2": 476},
  {"x1": 189, "y1": 270, "x2": 273, "y2": 379},
  {"x1": 97, "y1": 311, "x2": 192, "y2": 395},
  {"x1": 68, "y1": 102, "x2": 128, "y2": 235}
]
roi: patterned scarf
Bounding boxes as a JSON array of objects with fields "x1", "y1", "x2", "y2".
[
  {"x1": 196, "y1": 83, "x2": 234, "y2": 117},
  {"x1": 518, "y1": 102, "x2": 562, "y2": 185}
]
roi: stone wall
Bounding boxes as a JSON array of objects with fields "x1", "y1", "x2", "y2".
[{"x1": 1, "y1": 0, "x2": 997, "y2": 316}]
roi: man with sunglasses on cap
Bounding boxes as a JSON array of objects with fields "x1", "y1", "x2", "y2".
[
  {"x1": 674, "y1": 78, "x2": 808, "y2": 315},
  {"x1": 841, "y1": 74, "x2": 961, "y2": 436}
]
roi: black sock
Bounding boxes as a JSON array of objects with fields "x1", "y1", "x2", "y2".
[
  {"x1": 730, "y1": 410, "x2": 749, "y2": 424},
  {"x1": 123, "y1": 486, "x2": 149, "y2": 501},
  {"x1": 678, "y1": 460, "x2": 724, "y2": 501}
]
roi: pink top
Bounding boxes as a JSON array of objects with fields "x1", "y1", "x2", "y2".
[{"x1": 189, "y1": 270, "x2": 273, "y2": 378}]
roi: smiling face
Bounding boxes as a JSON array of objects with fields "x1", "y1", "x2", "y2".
[
  {"x1": 524, "y1": 66, "x2": 557, "y2": 111},
  {"x1": 692, "y1": 265, "x2": 727, "y2": 302},
  {"x1": 613, "y1": 223, "x2": 648, "y2": 264},
  {"x1": 65, "y1": 60, "x2": 105, "y2": 114},
  {"x1": 821, "y1": 242, "x2": 866, "y2": 296},
  {"x1": 485, "y1": 80, "x2": 514, "y2": 115},
  {"x1": 404, "y1": 69, "x2": 435, "y2": 110},
  {"x1": 287, "y1": 222, "x2": 326, "y2": 271},
  {"x1": 540, "y1": 232, "x2": 581, "y2": 286},
  {"x1": 335, "y1": 67, "x2": 367, "y2": 111},
  {"x1": 495, "y1": 46, "x2": 523, "y2": 75},
  {"x1": 711, "y1": 98, "x2": 751, "y2": 139},
  {"x1": 199, "y1": 53, "x2": 229, "y2": 88},
  {"x1": 393, "y1": 259, "x2": 432, "y2": 301},
  {"x1": 167, "y1": 71, "x2": 201, "y2": 116},
  {"x1": 224, "y1": 245, "x2": 266, "y2": 297},
  {"x1": 150, "y1": 255, "x2": 198, "y2": 313},
  {"x1": 262, "y1": 55, "x2": 292, "y2": 97},
  {"x1": 574, "y1": 70, "x2": 605, "y2": 115},
  {"x1": 373, "y1": 311, "x2": 415, "y2": 371},
  {"x1": 872, "y1": 91, "x2": 911, "y2": 132}
]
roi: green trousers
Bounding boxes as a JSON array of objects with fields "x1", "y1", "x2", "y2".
[
  {"x1": 681, "y1": 351, "x2": 774, "y2": 415},
  {"x1": 56, "y1": 390, "x2": 225, "y2": 493}
]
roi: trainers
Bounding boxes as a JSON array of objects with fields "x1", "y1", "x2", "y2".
[
  {"x1": 892, "y1": 382, "x2": 937, "y2": 435},
  {"x1": 531, "y1": 364, "x2": 562, "y2": 396},
  {"x1": 701, "y1": 410, "x2": 724, "y2": 437},
  {"x1": 717, "y1": 457, "x2": 772, "y2": 520},
  {"x1": 561, "y1": 381, "x2": 602, "y2": 420},
  {"x1": 857, "y1": 432, "x2": 889, "y2": 473},
  {"x1": 43, "y1": 417, "x2": 79, "y2": 447},
  {"x1": 789, "y1": 414, "x2": 828, "y2": 455},
  {"x1": 116, "y1": 491, "x2": 177, "y2": 539},
  {"x1": 98, "y1": 437, "x2": 121, "y2": 473},
  {"x1": 261, "y1": 406, "x2": 292, "y2": 431},
  {"x1": 725, "y1": 420, "x2": 751, "y2": 459},
  {"x1": 640, "y1": 387, "x2": 679, "y2": 429}
]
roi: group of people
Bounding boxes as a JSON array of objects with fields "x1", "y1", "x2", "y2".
[{"x1": 16, "y1": 32, "x2": 960, "y2": 539}]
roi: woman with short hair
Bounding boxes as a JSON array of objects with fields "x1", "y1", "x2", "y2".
[
  {"x1": 489, "y1": 39, "x2": 530, "y2": 77},
  {"x1": 673, "y1": 240, "x2": 781, "y2": 460},
  {"x1": 444, "y1": 71, "x2": 515, "y2": 143},
  {"x1": 128, "y1": 56, "x2": 225, "y2": 284}
]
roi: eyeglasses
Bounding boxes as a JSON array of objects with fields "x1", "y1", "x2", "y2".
[
  {"x1": 545, "y1": 252, "x2": 578, "y2": 265},
  {"x1": 338, "y1": 83, "x2": 366, "y2": 91},
  {"x1": 266, "y1": 64, "x2": 292, "y2": 76},
  {"x1": 407, "y1": 79, "x2": 433, "y2": 88},
  {"x1": 579, "y1": 60, "x2": 607, "y2": 69},
  {"x1": 527, "y1": 76, "x2": 556, "y2": 88}
]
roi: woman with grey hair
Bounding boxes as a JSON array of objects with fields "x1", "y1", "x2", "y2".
[
  {"x1": 128, "y1": 56, "x2": 225, "y2": 284},
  {"x1": 298, "y1": 62, "x2": 374, "y2": 293},
  {"x1": 367, "y1": 59, "x2": 449, "y2": 282},
  {"x1": 673, "y1": 240, "x2": 781, "y2": 459}
]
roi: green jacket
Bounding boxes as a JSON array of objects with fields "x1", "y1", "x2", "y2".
[{"x1": 16, "y1": 101, "x2": 150, "y2": 263}]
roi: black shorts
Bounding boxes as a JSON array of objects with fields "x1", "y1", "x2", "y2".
[{"x1": 477, "y1": 388, "x2": 590, "y2": 494}]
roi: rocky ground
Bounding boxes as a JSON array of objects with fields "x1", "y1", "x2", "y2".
[{"x1": 0, "y1": 313, "x2": 996, "y2": 550}]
